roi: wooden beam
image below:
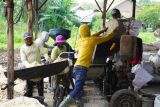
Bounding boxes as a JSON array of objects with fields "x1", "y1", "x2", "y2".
[
  {"x1": 132, "y1": 0, "x2": 136, "y2": 18},
  {"x1": 6, "y1": 0, "x2": 14, "y2": 99},
  {"x1": 34, "y1": 0, "x2": 38, "y2": 39},
  {"x1": 26, "y1": 0, "x2": 33, "y2": 37},
  {"x1": 95, "y1": 0, "x2": 103, "y2": 13},
  {"x1": 106, "y1": 0, "x2": 115, "y2": 13},
  {"x1": 102, "y1": 0, "x2": 107, "y2": 28}
]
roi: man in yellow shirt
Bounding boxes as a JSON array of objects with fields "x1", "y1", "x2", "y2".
[{"x1": 59, "y1": 24, "x2": 118, "y2": 107}]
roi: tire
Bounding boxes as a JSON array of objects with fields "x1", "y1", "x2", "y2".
[
  {"x1": 53, "y1": 86, "x2": 65, "y2": 107},
  {"x1": 110, "y1": 89, "x2": 137, "y2": 107}
]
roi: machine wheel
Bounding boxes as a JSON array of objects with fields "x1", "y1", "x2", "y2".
[{"x1": 110, "y1": 89, "x2": 137, "y2": 107}]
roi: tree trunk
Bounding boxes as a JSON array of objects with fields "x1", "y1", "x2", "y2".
[
  {"x1": 6, "y1": 0, "x2": 14, "y2": 99},
  {"x1": 26, "y1": 0, "x2": 33, "y2": 37},
  {"x1": 34, "y1": 0, "x2": 38, "y2": 39},
  {"x1": 102, "y1": 0, "x2": 107, "y2": 28}
]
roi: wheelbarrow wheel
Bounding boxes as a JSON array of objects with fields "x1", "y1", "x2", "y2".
[
  {"x1": 53, "y1": 85, "x2": 65, "y2": 107},
  {"x1": 110, "y1": 89, "x2": 137, "y2": 107}
]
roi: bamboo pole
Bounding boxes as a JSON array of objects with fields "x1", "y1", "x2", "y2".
[{"x1": 6, "y1": 0, "x2": 14, "y2": 99}]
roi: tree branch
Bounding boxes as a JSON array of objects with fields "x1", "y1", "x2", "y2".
[
  {"x1": 38, "y1": 0, "x2": 48, "y2": 10},
  {"x1": 14, "y1": 2, "x2": 25, "y2": 24}
]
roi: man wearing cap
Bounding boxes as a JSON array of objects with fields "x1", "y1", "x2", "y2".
[
  {"x1": 20, "y1": 32, "x2": 50, "y2": 97},
  {"x1": 50, "y1": 35, "x2": 68, "y2": 91},
  {"x1": 51, "y1": 35, "x2": 67, "y2": 61}
]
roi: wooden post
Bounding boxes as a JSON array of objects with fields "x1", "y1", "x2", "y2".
[
  {"x1": 26, "y1": 0, "x2": 33, "y2": 37},
  {"x1": 132, "y1": 0, "x2": 136, "y2": 18},
  {"x1": 34, "y1": 0, "x2": 38, "y2": 39},
  {"x1": 6, "y1": 0, "x2": 14, "y2": 99},
  {"x1": 102, "y1": 0, "x2": 107, "y2": 28}
]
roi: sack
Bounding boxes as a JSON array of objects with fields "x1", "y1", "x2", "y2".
[
  {"x1": 149, "y1": 54, "x2": 160, "y2": 68},
  {"x1": 123, "y1": 18, "x2": 142, "y2": 36},
  {"x1": 131, "y1": 64, "x2": 153, "y2": 90},
  {"x1": 120, "y1": 35, "x2": 137, "y2": 61},
  {"x1": 141, "y1": 61, "x2": 154, "y2": 74}
]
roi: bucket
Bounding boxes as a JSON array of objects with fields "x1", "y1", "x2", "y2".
[
  {"x1": 142, "y1": 96, "x2": 155, "y2": 107},
  {"x1": 154, "y1": 95, "x2": 160, "y2": 107}
]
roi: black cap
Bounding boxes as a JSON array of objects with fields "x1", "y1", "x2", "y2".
[{"x1": 111, "y1": 8, "x2": 121, "y2": 18}]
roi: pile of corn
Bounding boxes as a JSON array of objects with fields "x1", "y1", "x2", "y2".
[{"x1": 0, "y1": 96, "x2": 44, "y2": 107}]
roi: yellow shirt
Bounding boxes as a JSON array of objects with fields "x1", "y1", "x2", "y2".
[{"x1": 75, "y1": 24, "x2": 116, "y2": 68}]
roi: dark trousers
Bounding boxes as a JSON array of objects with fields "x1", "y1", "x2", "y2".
[{"x1": 25, "y1": 79, "x2": 44, "y2": 97}]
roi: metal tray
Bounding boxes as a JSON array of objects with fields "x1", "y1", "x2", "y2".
[{"x1": 4, "y1": 60, "x2": 68, "y2": 80}]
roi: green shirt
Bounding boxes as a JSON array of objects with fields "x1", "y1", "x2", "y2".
[{"x1": 51, "y1": 45, "x2": 67, "y2": 61}]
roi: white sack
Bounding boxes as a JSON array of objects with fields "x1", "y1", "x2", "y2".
[
  {"x1": 149, "y1": 54, "x2": 160, "y2": 68},
  {"x1": 131, "y1": 64, "x2": 153, "y2": 90},
  {"x1": 141, "y1": 61, "x2": 154, "y2": 74}
]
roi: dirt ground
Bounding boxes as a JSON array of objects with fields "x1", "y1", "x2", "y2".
[
  {"x1": 0, "y1": 49, "x2": 21, "y2": 68},
  {"x1": 43, "y1": 80, "x2": 109, "y2": 107}
]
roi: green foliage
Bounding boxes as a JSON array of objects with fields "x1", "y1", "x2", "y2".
[
  {"x1": 0, "y1": 23, "x2": 27, "y2": 49},
  {"x1": 0, "y1": 1, "x2": 4, "y2": 17},
  {"x1": 67, "y1": 25, "x2": 79, "y2": 49},
  {"x1": 0, "y1": 0, "x2": 80, "y2": 50},
  {"x1": 138, "y1": 31, "x2": 156, "y2": 43},
  {"x1": 139, "y1": 0, "x2": 151, "y2": 5},
  {"x1": 106, "y1": 12, "x2": 112, "y2": 19},
  {"x1": 91, "y1": 12, "x2": 111, "y2": 32},
  {"x1": 38, "y1": 0, "x2": 80, "y2": 31},
  {"x1": 136, "y1": 3, "x2": 160, "y2": 30},
  {"x1": 91, "y1": 14, "x2": 103, "y2": 32}
]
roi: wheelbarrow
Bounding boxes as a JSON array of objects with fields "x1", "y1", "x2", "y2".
[
  {"x1": 3, "y1": 61, "x2": 68, "y2": 106},
  {"x1": 4, "y1": 60, "x2": 68, "y2": 80}
]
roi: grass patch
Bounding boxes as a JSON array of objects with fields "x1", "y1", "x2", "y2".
[{"x1": 138, "y1": 31, "x2": 157, "y2": 43}]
